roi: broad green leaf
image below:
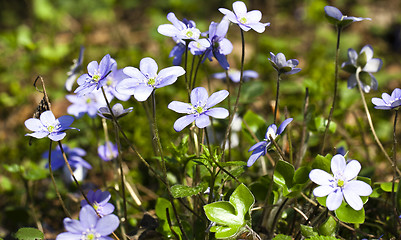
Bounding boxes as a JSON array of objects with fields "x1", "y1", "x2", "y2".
[
  {"x1": 14, "y1": 227, "x2": 44, "y2": 240},
  {"x1": 306, "y1": 236, "x2": 340, "y2": 240},
  {"x1": 242, "y1": 110, "x2": 266, "y2": 140},
  {"x1": 273, "y1": 160, "x2": 294, "y2": 188},
  {"x1": 294, "y1": 166, "x2": 312, "y2": 185},
  {"x1": 318, "y1": 216, "x2": 337, "y2": 236},
  {"x1": 229, "y1": 183, "x2": 255, "y2": 219},
  {"x1": 210, "y1": 225, "x2": 242, "y2": 239},
  {"x1": 171, "y1": 183, "x2": 207, "y2": 198},
  {"x1": 300, "y1": 225, "x2": 318, "y2": 238},
  {"x1": 155, "y1": 198, "x2": 174, "y2": 221},
  {"x1": 3, "y1": 164, "x2": 23, "y2": 173},
  {"x1": 272, "y1": 234, "x2": 292, "y2": 240},
  {"x1": 204, "y1": 201, "x2": 242, "y2": 226},
  {"x1": 23, "y1": 162, "x2": 48, "y2": 181},
  {"x1": 219, "y1": 161, "x2": 247, "y2": 167},
  {"x1": 380, "y1": 182, "x2": 398, "y2": 192},
  {"x1": 335, "y1": 202, "x2": 365, "y2": 224},
  {"x1": 312, "y1": 154, "x2": 332, "y2": 173}
]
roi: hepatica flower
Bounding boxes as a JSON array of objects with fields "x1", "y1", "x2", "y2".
[
  {"x1": 75, "y1": 54, "x2": 115, "y2": 96},
  {"x1": 25, "y1": 110, "x2": 75, "y2": 141},
  {"x1": 43, "y1": 144, "x2": 91, "y2": 171},
  {"x1": 324, "y1": 6, "x2": 371, "y2": 28},
  {"x1": 98, "y1": 103, "x2": 133, "y2": 120},
  {"x1": 116, "y1": 57, "x2": 185, "y2": 101},
  {"x1": 81, "y1": 190, "x2": 115, "y2": 217},
  {"x1": 268, "y1": 52, "x2": 301, "y2": 75},
  {"x1": 158, "y1": 12, "x2": 201, "y2": 42},
  {"x1": 372, "y1": 88, "x2": 401, "y2": 110},
  {"x1": 168, "y1": 87, "x2": 229, "y2": 132},
  {"x1": 212, "y1": 69, "x2": 259, "y2": 83},
  {"x1": 219, "y1": 1, "x2": 270, "y2": 33},
  {"x1": 56, "y1": 205, "x2": 119, "y2": 240},
  {"x1": 342, "y1": 45, "x2": 383, "y2": 93},
  {"x1": 98, "y1": 141, "x2": 118, "y2": 161},
  {"x1": 66, "y1": 90, "x2": 108, "y2": 119},
  {"x1": 309, "y1": 154, "x2": 372, "y2": 211},
  {"x1": 247, "y1": 118, "x2": 293, "y2": 167}
]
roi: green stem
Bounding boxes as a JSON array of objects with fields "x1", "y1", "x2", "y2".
[
  {"x1": 354, "y1": 67, "x2": 401, "y2": 176},
  {"x1": 321, "y1": 26, "x2": 342, "y2": 154},
  {"x1": 273, "y1": 73, "x2": 281, "y2": 124},
  {"x1": 392, "y1": 109, "x2": 401, "y2": 229}
]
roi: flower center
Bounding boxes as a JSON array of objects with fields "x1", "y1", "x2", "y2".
[
  {"x1": 337, "y1": 179, "x2": 345, "y2": 187},
  {"x1": 147, "y1": 77, "x2": 156, "y2": 86},
  {"x1": 86, "y1": 98, "x2": 92, "y2": 104},
  {"x1": 82, "y1": 228, "x2": 101, "y2": 240},
  {"x1": 239, "y1": 17, "x2": 247, "y2": 24},
  {"x1": 92, "y1": 202, "x2": 99, "y2": 211},
  {"x1": 195, "y1": 106, "x2": 203, "y2": 114},
  {"x1": 47, "y1": 125, "x2": 55, "y2": 133},
  {"x1": 92, "y1": 74, "x2": 101, "y2": 82},
  {"x1": 186, "y1": 30, "x2": 193, "y2": 38},
  {"x1": 106, "y1": 78, "x2": 113, "y2": 86}
]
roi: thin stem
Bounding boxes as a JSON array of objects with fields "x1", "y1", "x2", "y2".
[
  {"x1": 151, "y1": 91, "x2": 188, "y2": 240},
  {"x1": 48, "y1": 141, "x2": 71, "y2": 218},
  {"x1": 191, "y1": 53, "x2": 206, "y2": 90},
  {"x1": 391, "y1": 109, "x2": 400, "y2": 229},
  {"x1": 296, "y1": 88, "x2": 309, "y2": 169},
  {"x1": 273, "y1": 73, "x2": 281, "y2": 124},
  {"x1": 321, "y1": 26, "x2": 342, "y2": 154},
  {"x1": 269, "y1": 136, "x2": 286, "y2": 162},
  {"x1": 225, "y1": 70, "x2": 232, "y2": 161},
  {"x1": 354, "y1": 67, "x2": 401, "y2": 176},
  {"x1": 221, "y1": 29, "x2": 245, "y2": 158}
]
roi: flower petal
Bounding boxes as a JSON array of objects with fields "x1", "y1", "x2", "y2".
[
  {"x1": 63, "y1": 218, "x2": 84, "y2": 233},
  {"x1": 218, "y1": 8, "x2": 238, "y2": 24},
  {"x1": 56, "y1": 232, "x2": 81, "y2": 240},
  {"x1": 313, "y1": 185, "x2": 334, "y2": 197},
  {"x1": 343, "y1": 189, "x2": 363, "y2": 211},
  {"x1": 246, "y1": 10, "x2": 262, "y2": 23},
  {"x1": 326, "y1": 188, "x2": 343, "y2": 211},
  {"x1": 363, "y1": 58, "x2": 382, "y2": 73},
  {"x1": 347, "y1": 74, "x2": 357, "y2": 89},
  {"x1": 205, "y1": 107, "x2": 229, "y2": 119},
  {"x1": 133, "y1": 85, "x2": 154, "y2": 102},
  {"x1": 40, "y1": 111, "x2": 56, "y2": 127},
  {"x1": 360, "y1": 45, "x2": 373, "y2": 61},
  {"x1": 168, "y1": 101, "x2": 193, "y2": 114},
  {"x1": 331, "y1": 154, "x2": 346, "y2": 176},
  {"x1": 123, "y1": 67, "x2": 145, "y2": 80},
  {"x1": 233, "y1": 1, "x2": 247, "y2": 15},
  {"x1": 49, "y1": 132, "x2": 67, "y2": 141},
  {"x1": 80, "y1": 205, "x2": 99, "y2": 229},
  {"x1": 140, "y1": 57, "x2": 158, "y2": 78},
  {"x1": 95, "y1": 214, "x2": 120, "y2": 236},
  {"x1": 87, "y1": 61, "x2": 99, "y2": 75},
  {"x1": 309, "y1": 169, "x2": 335, "y2": 185},
  {"x1": 247, "y1": 147, "x2": 265, "y2": 167},
  {"x1": 347, "y1": 48, "x2": 358, "y2": 66},
  {"x1": 343, "y1": 160, "x2": 361, "y2": 181},
  {"x1": 156, "y1": 66, "x2": 185, "y2": 88},
  {"x1": 344, "y1": 180, "x2": 372, "y2": 196},
  {"x1": 157, "y1": 24, "x2": 180, "y2": 37},
  {"x1": 173, "y1": 114, "x2": 197, "y2": 132},
  {"x1": 26, "y1": 131, "x2": 49, "y2": 139},
  {"x1": 25, "y1": 118, "x2": 44, "y2": 131},
  {"x1": 206, "y1": 90, "x2": 229, "y2": 109},
  {"x1": 58, "y1": 115, "x2": 74, "y2": 130},
  {"x1": 195, "y1": 114, "x2": 211, "y2": 128},
  {"x1": 191, "y1": 87, "x2": 209, "y2": 106},
  {"x1": 277, "y1": 118, "x2": 293, "y2": 135}
]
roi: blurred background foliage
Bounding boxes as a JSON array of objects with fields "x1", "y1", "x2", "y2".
[{"x1": 1, "y1": 0, "x2": 401, "y2": 237}]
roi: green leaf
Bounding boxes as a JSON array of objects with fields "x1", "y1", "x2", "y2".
[
  {"x1": 219, "y1": 161, "x2": 247, "y2": 167},
  {"x1": 306, "y1": 236, "x2": 340, "y2": 240},
  {"x1": 318, "y1": 216, "x2": 337, "y2": 236},
  {"x1": 155, "y1": 198, "x2": 174, "y2": 222},
  {"x1": 294, "y1": 166, "x2": 312, "y2": 185},
  {"x1": 273, "y1": 160, "x2": 294, "y2": 188},
  {"x1": 357, "y1": 51, "x2": 367, "y2": 68},
  {"x1": 14, "y1": 227, "x2": 44, "y2": 240},
  {"x1": 204, "y1": 201, "x2": 242, "y2": 226},
  {"x1": 23, "y1": 162, "x2": 48, "y2": 181},
  {"x1": 170, "y1": 183, "x2": 207, "y2": 198},
  {"x1": 335, "y1": 202, "x2": 365, "y2": 224},
  {"x1": 210, "y1": 225, "x2": 242, "y2": 239},
  {"x1": 242, "y1": 110, "x2": 266, "y2": 141},
  {"x1": 240, "y1": 81, "x2": 267, "y2": 104},
  {"x1": 397, "y1": 180, "x2": 401, "y2": 214},
  {"x1": 312, "y1": 154, "x2": 332, "y2": 173},
  {"x1": 3, "y1": 164, "x2": 23, "y2": 173},
  {"x1": 229, "y1": 183, "x2": 255, "y2": 219},
  {"x1": 380, "y1": 182, "x2": 398, "y2": 192},
  {"x1": 300, "y1": 225, "x2": 318, "y2": 238},
  {"x1": 272, "y1": 234, "x2": 292, "y2": 240}
]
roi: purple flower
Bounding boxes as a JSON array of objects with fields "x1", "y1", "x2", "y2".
[
  {"x1": 97, "y1": 141, "x2": 118, "y2": 161},
  {"x1": 247, "y1": 118, "x2": 293, "y2": 167},
  {"x1": 25, "y1": 110, "x2": 76, "y2": 141},
  {"x1": 65, "y1": 46, "x2": 85, "y2": 92},
  {"x1": 219, "y1": 1, "x2": 270, "y2": 33},
  {"x1": 98, "y1": 103, "x2": 133, "y2": 120},
  {"x1": 211, "y1": 69, "x2": 259, "y2": 83},
  {"x1": 309, "y1": 154, "x2": 372, "y2": 211},
  {"x1": 342, "y1": 45, "x2": 382, "y2": 93},
  {"x1": 268, "y1": 52, "x2": 301, "y2": 75},
  {"x1": 43, "y1": 144, "x2": 91, "y2": 171},
  {"x1": 66, "y1": 90, "x2": 108, "y2": 118},
  {"x1": 168, "y1": 87, "x2": 229, "y2": 132},
  {"x1": 158, "y1": 13, "x2": 201, "y2": 42},
  {"x1": 116, "y1": 57, "x2": 185, "y2": 101},
  {"x1": 75, "y1": 54, "x2": 115, "y2": 96},
  {"x1": 56, "y1": 205, "x2": 119, "y2": 240},
  {"x1": 102, "y1": 59, "x2": 131, "y2": 101},
  {"x1": 81, "y1": 190, "x2": 115, "y2": 217},
  {"x1": 199, "y1": 17, "x2": 233, "y2": 70},
  {"x1": 169, "y1": 41, "x2": 187, "y2": 66},
  {"x1": 372, "y1": 88, "x2": 401, "y2": 110},
  {"x1": 324, "y1": 6, "x2": 371, "y2": 27}
]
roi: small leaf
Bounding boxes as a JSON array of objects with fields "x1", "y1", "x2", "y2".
[
  {"x1": 14, "y1": 227, "x2": 44, "y2": 240},
  {"x1": 170, "y1": 183, "x2": 207, "y2": 198},
  {"x1": 272, "y1": 234, "x2": 292, "y2": 240},
  {"x1": 380, "y1": 182, "x2": 398, "y2": 192},
  {"x1": 294, "y1": 166, "x2": 312, "y2": 185},
  {"x1": 204, "y1": 201, "x2": 242, "y2": 226},
  {"x1": 312, "y1": 154, "x2": 332, "y2": 173},
  {"x1": 155, "y1": 198, "x2": 174, "y2": 221},
  {"x1": 397, "y1": 180, "x2": 401, "y2": 214},
  {"x1": 306, "y1": 236, "x2": 340, "y2": 240},
  {"x1": 318, "y1": 216, "x2": 337, "y2": 236},
  {"x1": 210, "y1": 225, "x2": 242, "y2": 239},
  {"x1": 273, "y1": 160, "x2": 294, "y2": 188},
  {"x1": 300, "y1": 225, "x2": 318, "y2": 238},
  {"x1": 3, "y1": 164, "x2": 23, "y2": 173},
  {"x1": 335, "y1": 202, "x2": 365, "y2": 224},
  {"x1": 229, "y1": 184, "x2": 255, "y2": 219}
]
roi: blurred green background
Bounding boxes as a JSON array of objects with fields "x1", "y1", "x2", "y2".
[{"x1": 1, "y1": 0, "x2": 401, "y2": 237}]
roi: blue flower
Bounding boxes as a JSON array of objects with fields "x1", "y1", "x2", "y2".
[
  {"x1": 268, "y1": 52, "x2": 301, "y2": 75},
  {"x1": 43, "y1": 144, "x2": 91, "y2": 171},
  {"x1": 56, "y1": 205, "x2": 119, "y2": 240},
  {"x1": 75, "y1": 54, "x2": 115, "y2": 96},
  {"x1": 372, "y1": 88, "x2": 401, "y2": 110},
  {"x1": 97, "y1": 141, "x2": 118, "y2": 161},
  {"x1": 309, "y1": 154, "x2": 372, "y2": 211},
  {"x1": 158, "y1": 12, "x2": 201, "y2": 42},
  {"x1": 211, "y1": 69, "x2": 259, "y2": 83},
  {"x1": 102, "y1": 58, "x2": 131, "y2": 101},
  {"x1": 247, "y1": 118, "x2": 293, "y2": 167},
  {"x1": 66, "y1": 90, "x2": 108, "y2": 119},
  {"x1": 81, "y1": 190, "x2": 115, "y2": 217},
  {"x1": 168, "y1": 87, "x2": 229, "y2": 132},
  {"x1": 98, "y1": 103, "x2": 133, "y2": 120},
  {"x1": 219, "y1": 1, "x2": 270, "y2": 33},
  {"x1": 25, "y1": 110, "x2": 76, "y2": 141},
  {"x1": 324, "y1": 6, "x2": 371, "y2": 27},
  {"x1": 116, "y1": 57, "x2": 185, "y2": 101},
  {"x1": 341, "y1": 45, "x2": 383, "y2": 93},
  {"x1": 65, "y1": 46, "x2": 85, "y2": 92}
]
